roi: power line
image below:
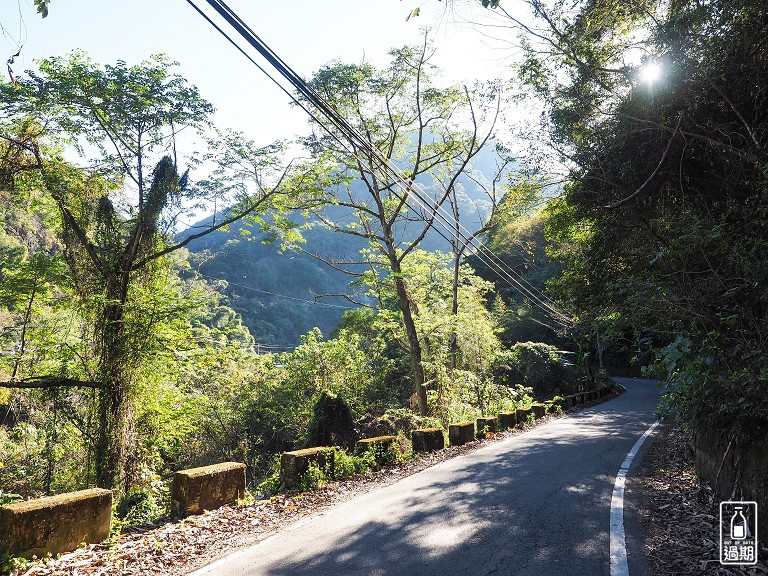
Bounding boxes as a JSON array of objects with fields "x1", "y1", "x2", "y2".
[{"x1": 186, "y1": 0, "x2": 573, "y2": 327}]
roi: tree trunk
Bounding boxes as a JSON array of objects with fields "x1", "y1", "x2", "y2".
[
  {"x1": 94, "y1": 282, "x2": 131, "y2": 492},
  {"x1": 448, "y1": 252, "x2": 460, "y2": 374},
  {"x1": 389, "y1": 253, "x2": 428, "y2": 416},
  {"x1": 595, "y1": 330, "x2": 605, "y2": 371}
]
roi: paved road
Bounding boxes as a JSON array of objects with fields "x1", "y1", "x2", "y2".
[{"x1": 191, "y1": 378, "x2": 660, "y2": 576}]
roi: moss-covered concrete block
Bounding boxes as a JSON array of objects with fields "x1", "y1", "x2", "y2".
[
  {"x1": 357, "y1": 435, "x2": 397, "y2": 464},
  {"x1": 498, "y1": 411, "x2": 517, "y2": 430},
  {"x1": 515, "y1": 407, "x2": 533, "y2": 426},
  {"x1": 280, "y1": 447, "x2": 332, "y2": 489},
  {"x1": 0, "y1": 488, "x2": 112, "y2": 559},
  {"x1": 476, "y1": 417, "x2": 498, "y2": 438},
  {"x1": 449, "y1": 421, "x2": 475, "y2": 446},
  {"x1": 172, "y1": 462, "x2": 246, "y2": 517},
  {"x1": 531, "y1": 403, "x2": 547, "y2": 418},
  {"x1": 548, "y1": 397, "x2": 566, "y2": 412},
  {"x1": 356, "y1": 435, "x2": 396, "y2": 452},
  {"x1": 412, "y1": 428, "x2": 444, "y2": 453}
]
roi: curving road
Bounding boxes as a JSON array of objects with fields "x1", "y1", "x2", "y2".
[{"x1": 189, "y1": 377, "x2": 660, "y2": 576}]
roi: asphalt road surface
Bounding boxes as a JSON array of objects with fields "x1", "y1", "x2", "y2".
[{"x1": 191, "y1": 377, "x2": 660, "y2": 576}]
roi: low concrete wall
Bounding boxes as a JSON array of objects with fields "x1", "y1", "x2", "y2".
[
  {"x1": 694, "y1": 428, "x2": 768, "y2": 543},
  {"x1": 172, "y1": 462, "x2": 246, "y2": 517},
  {"x1": 531, "y1": 403, "x2": 546, "y2": 419},
  {"x1": 516, "y1": 407, "x2": 533, "y2": 426},
  {"x1": 357, "y1": 435, "x2": 397, "y2": 464},
  {"x1": 0, "y1": 488, "x2": 112, "y2": 559},
  {"x1": 357, "y1": 435, "x2": 396, "y2": 452},
  {"x1": 476, "y1": 417, "x2": 498, "y2": 438},
  {"x1": 449, "y1": 422, "x2": 475, "y2": 446},
  {"x1": 498, "y1": 411, "x2": 517, "y2": 431},
  {"x1": 412, "y1": 428, "x2": 444, "y2": 453},
  {"x1": 280, "y1": 447, "x2": 333, "y2": 489}
]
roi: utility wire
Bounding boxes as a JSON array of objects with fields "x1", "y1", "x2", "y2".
[
  {"x1": 197, "y1": 0, "x2": 570, "y2": 326},
  {"x1": 187, "y1": 0, "x2": 572, "y2": 327}
]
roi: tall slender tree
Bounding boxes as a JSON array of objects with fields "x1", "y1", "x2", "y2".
[
  {"x1": 301, "y1": 38, "x2": 499, "y2": 415},
  {"x1": 1, "y1": 53, "x2": 304, "y2": 490}
]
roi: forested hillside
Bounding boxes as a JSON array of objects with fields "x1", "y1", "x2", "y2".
[
  {"x1": 0, "y1": 41, "x2": 584, "y2": 524},
  {"x1": 181, "y1": 147, "x2": 505, "y2": 347}
]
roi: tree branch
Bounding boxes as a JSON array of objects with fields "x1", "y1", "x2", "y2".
[
  {"x1": 0, "y1": 376, "x2": 105, "y2": 389},
  {"x1": 603, "y1": 113, "x2": 683, "y2": 209}
]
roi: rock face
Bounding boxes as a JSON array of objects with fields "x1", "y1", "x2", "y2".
[
  {"x1": 412, "y1": 428, "x2": 444, "y2": 453},
  {"x1": 695, "y1": 429, "x2": 768, "y2": 543},
  {"x1": 0, "y1": 488, "x2": 112, "y2": 559},
  {"x1": 498, "y1": 411, "x2": 517, "y2": 431},
  {"x1": 448, "y1": 422, "x2": 475, "y2": 446},
  {"x1": 171, "y1": 462, "x2": 246, "y2": 517}
]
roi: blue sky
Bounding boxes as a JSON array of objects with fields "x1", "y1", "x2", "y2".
[{"x1": 1, "y1": 0, "x2": 515, "y2": 143}]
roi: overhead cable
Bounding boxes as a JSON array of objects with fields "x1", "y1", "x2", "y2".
[{"x1": 186, "y1": 0, "x2": 573, "y2": 327}]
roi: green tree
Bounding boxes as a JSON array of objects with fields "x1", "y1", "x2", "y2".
[
  {"x1": 356, "y1": 249, "x2": 501, "y2": 417},
  {"x1": 302, "y1": 39, "x2": 498, "y2": 415},
  {"x1": 0, "y1": 53, "x2": 301, "y2": 490},
  {"x1": 473, "y1": 0, "x2": 768, "y2": 430}
]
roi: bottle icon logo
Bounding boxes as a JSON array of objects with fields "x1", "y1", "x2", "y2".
[
  {"x1": 720, "y1": 501, "x2": 758, "y2": 565},
  {"x1": 731, "y1": 506, "x2": 748, "y2": 540}
]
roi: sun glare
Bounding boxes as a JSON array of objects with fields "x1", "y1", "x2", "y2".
[{"x1": 640, "y1": 62, "x2": 662, "y2": 84}]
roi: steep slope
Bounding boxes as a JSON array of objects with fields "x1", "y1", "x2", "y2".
[{"x1": 181, "y1": 156, "x2": 501, "y2": 348}]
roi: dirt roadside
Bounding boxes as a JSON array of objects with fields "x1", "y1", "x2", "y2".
[{"x1": 634, "y1": 421, "x2": 767, "y2": 575}]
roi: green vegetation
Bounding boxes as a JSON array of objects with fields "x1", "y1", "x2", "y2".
[
  {"x1": 475, "y1": 0, "x2": 767, "y2": 441},
  {"x1": 4, "y1": 0, "x2": 762, "y2": 539}
]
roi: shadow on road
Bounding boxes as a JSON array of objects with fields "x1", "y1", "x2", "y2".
[{"x1": 259, "y1": 389, "x2": 660, "y2": 576}]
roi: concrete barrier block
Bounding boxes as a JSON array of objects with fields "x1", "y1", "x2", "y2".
[
  {"x1": 498, "y1": 411, "x2": 517, "y2": 430},
  {"x1": 449, "y1": 422, "x2": 475, "y2": 446},
  {"x1": 516, "y1": 407, "x2": 533, "y2": 426},
  {"x1": 0, "y1": 488, "x2": 112, "y2": 559},
  {"x1": 356, "y1": 435, "x2": 396, "y2": 452},
  {"x1": 172, "y1": 462, "x2": 246, "y2": 517},
  {"x1": 548, "y1": 397, "x2": 566, "y2": 412},
  {"x1": 476, "y1": 417, "x2": 498, "y2": 438},
  {"x1": 280, "y1": 447, "x2": 333, "y2": 489},
  {"x1": 531, "y1": 403, "x2": 547, "y2": 418},
  {"x1": 412, "y1": 428, "x2": 444, "y2": 453},
  {"x1": 357, "y1": 435, "x2": 397, "y2": 464}
]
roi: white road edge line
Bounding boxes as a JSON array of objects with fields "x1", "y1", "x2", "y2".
[{"x1": 610, "y1": 420, "x2": 659, "y2": 576}]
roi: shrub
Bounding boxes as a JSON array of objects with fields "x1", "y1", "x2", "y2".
[
  {"x1": 489, "y1": 342, "x2": 578, "y2": 398},
  {"x1": 115, "y1": 485, "x2": 166, "y2": 527},
  {"x1": 307, "y1": 391, "x2": 356, "y2": 450}
]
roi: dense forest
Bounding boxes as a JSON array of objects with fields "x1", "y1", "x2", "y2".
[{"x1": 1, "y1": 0, "x2": 766, "y2": 538}]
